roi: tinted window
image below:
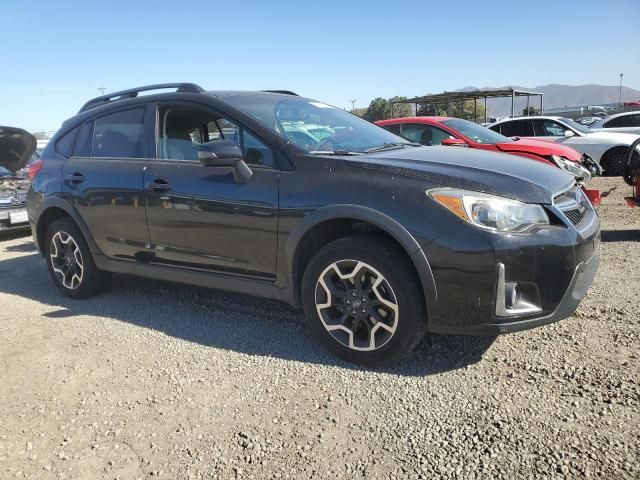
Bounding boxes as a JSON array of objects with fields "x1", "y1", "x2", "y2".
[
  {"x1": 92, "y1": 108, "x2": 146, "y2": 158},
  {"x1": 55, "y1": 127, "x2": 79, "y2": 157},
  {"x1": 605, "y1": 114, "x2": 639, "y2": 128},
  {"x1": 381, "y1": 124, "x2": 401, "y2": 135},
  {"x1": 498, "y1": 120, "x2": 531, "y2": 137},
  {"x1": 400, "y1": 124, "x2": 455, "y2": 145}
]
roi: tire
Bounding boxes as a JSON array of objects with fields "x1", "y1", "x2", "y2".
[
  {"x1": 44, "y1": 217, "x2": 110, "y2": 298},
  {"x1": 601, "y1": 147, "x2": 628, "y2": 176},
  {"x1": 301, "y1": 234, "x2": 427, "y2": 367}
]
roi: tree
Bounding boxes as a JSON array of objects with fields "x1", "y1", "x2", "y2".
[
  {"x1": 362, "y1": 96, "x2": 413, "y2": 122},
  {"x1": 32, "y1": 131, "x2": 49, "y2": 140},
  {"x1": 363, "y1": 97, "x2": 390, "y2": 122},
  {"x1": 522, "y1": 106, "x2": 539, "y2": 116}
]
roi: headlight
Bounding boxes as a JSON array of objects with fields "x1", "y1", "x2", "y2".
[
  {"x1": 428, "y1": 188, "x2": 550, "y2": 233},
  {"x1": 551, "y1": 155, "x2": 592, "y2": 182}
]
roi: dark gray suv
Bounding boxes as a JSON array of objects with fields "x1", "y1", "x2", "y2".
[{"x1": 25, "y1": 84, "x2": 600, "y2": 366}]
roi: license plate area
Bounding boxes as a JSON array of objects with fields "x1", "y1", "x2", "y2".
[{"x1": 9, "y1": 210, "x2": 28, "y2": 224}]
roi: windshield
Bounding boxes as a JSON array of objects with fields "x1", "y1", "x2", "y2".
[
  {"x1": 559, "y1": 117, "x2": 592, "y2": 134},
  {"x1": 222, "y1": 94, "x2": 411, "y2": 153},
  {"x1": 441, "y1": 118, "x2": 511, "y2": 144}
]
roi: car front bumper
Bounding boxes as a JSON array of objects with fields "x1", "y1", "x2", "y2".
[{"x1": 420, "y1": 195, "x2": 600, "y2": 336}]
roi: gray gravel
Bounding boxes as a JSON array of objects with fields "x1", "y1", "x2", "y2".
[{"x1": 0, "y1": 177, "x2": 638, "y2": 479}]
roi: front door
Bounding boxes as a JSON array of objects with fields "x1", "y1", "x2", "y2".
[
  {"x1": 62, "y1": 106, "x2": 151, "y2": 260},
  {"x1": 144, "y1": 103, "x2": 279, "y2": 279}
]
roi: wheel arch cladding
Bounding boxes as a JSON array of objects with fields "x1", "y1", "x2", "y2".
[
  {"x1": 286, "y1": 205, "x2": 437, "y2": 308},
  {"x1": 36, "y1": 199, "x2": 101, "y2": 255}
]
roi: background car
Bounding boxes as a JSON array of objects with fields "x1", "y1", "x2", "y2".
[
  {"x1": 588, "y1": 111, "x2": 640, "y2": 135},
  {"x1": 376, "y1": 116, "x2": 599, "y2": 181},
  {"x1": 489, "y1": 116, "x2": 640, "y2": 176},
  {"x1": 0, "y1": 126, "x2": 36, "y2": 231}
]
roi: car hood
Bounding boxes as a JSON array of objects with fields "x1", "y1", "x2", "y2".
[
  {"x1": 583, "y1": 131, "x2": 640, "y2": 144},
  {"x1": 0, "y1": 126, "x2": 37, "y2": 173},
  {"x1": 345, "y1": 146, "x2": 574, "y2": 204},
  {"x1": 495, "y1": 138, "x2": 582, "y2": 161}
]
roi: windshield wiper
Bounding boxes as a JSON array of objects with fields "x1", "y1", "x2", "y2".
[
  {"x1": 363, "y1": 142, "x2": 420, "y2": 153},
  {"x1": 307, "y1": 150, "x2": 362, "y2": 156}
]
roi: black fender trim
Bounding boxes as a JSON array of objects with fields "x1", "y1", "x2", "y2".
[
  {"x1": 34, "y1": 196, "x2": 103, "y2": 256},
  {"x1": 285, "y1": 204, "x2": 437, "y2": 307}
]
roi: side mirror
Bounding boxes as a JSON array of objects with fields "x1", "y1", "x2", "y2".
[
  {"x1": 563, "y1": 130, "x2": 575, "y2": 137},
  {"x1": 197, "y1": 140, "x2": 253, "y2": 183},
  {"x1": 441, "y1": 138, "x2": 469, "y2": 147}
]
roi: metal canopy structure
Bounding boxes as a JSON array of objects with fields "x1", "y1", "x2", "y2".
[{"x1": 390, "y1": 88, "x2": 544, "y2": 123}]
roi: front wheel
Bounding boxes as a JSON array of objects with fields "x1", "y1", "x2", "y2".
[
  {"x1": 301, "y1": 235, "x2": 427, "y2": 366},
  {"x1": 45, "y1": 218, "x2": 110, "y2": 298},
  {"x1": 601, "y1": 147, "x2": 628, "y2": 176}
]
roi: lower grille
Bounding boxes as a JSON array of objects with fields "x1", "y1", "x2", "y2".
[{"x1": 564, "y1": 208, "x2": 586, "y2": 226}]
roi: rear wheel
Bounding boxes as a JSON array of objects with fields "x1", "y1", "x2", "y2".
[
  {"x1": 601, "y1": 147, "x2": 628, "y2": 176},
  {"x1": 45, "y1": 218, "x2": 110, "y2": 298},
  {"x1": 301, "y1": 235, "x2": 427, "y2": 366}
]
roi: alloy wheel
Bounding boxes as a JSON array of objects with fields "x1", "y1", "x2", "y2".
[
  {"x1": 49, "y1": 231, "x2": 84, "y2": 289},
  {"x1": 315, "y1": 260, "x2": 399, "y2": 351}
]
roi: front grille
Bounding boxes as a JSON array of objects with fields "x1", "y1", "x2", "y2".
[
  {"x1": 553, "y1": 185, "x2": 592, "y2": 228},
  {"x1": 564, "y1": 208, "x2": 586, "y2": 226}
]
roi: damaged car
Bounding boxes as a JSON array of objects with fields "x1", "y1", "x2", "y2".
[{"x1": 0, "y1": 126, "x2": 36, "y2": 231}]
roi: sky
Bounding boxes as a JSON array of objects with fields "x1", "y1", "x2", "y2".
[{"x1": 1, "y1": 0, "x2": 639, "y2": 132}]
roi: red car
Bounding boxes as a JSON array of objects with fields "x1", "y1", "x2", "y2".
[{"x1": 376, "y1": 117, "x2": 601, "y2": 201}]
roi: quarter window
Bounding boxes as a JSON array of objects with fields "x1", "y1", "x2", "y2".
[
  {"x1": 55, "y1": 126, "x2": 80, "y2": 157},
  {"x1": 92, "y1": 108, "x2": 146, "y2": 158}
]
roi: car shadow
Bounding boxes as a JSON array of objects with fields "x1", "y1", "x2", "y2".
[
  {"x1": 0, "y1": 249, "x2": 496, "y2": 377},
  {"x1": 601, "y1": 229, "x2": 640, "y2": 243}
]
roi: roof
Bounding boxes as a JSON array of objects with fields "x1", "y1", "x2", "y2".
[
  {"x1": 492, "y1": 115, "x2": 562, "y2": 125},
  {"x1": 392, "y1": 88, "x2": 544, "y2": 105},
  {"x1": 377, "y1": 116, "x2": 453, "y2": 125}
]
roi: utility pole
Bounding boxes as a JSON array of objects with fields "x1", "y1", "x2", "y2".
[
  {"x1": 619, "y1": 73, "x2": 624, "y2": 108},
  {"x1": 350, "y1": 99, "x2": 356, "y2": 111}
]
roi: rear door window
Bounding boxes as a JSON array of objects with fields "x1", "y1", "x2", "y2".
[
  {"x1": 498, "y1": 120, "x2": 531, "y2": 137},
  {"x1": 605, "y1": 115, "x2": 636, "y2": 128},
  {"x1": 92, "y1": 108, "x2": 146, "y2": 158}
]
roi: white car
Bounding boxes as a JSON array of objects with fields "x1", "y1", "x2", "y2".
[
  {"x1": 588, "y1": 111, "x2": 640, "y2": 135},
  {"x1": 489, "y1": 116, "x2": 640, "y2": 175}
]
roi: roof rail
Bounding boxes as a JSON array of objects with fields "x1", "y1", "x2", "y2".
[
  {"x1": 262, "y1": 90, "x2": 299, "y2": 96},
  {"x1": 78, "y1": 83, "x2": 205, "y2": 113}
]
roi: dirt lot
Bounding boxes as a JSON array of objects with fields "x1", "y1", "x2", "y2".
[{"x1": 0, "y1": 177, "x2": 638, "y2": 479}]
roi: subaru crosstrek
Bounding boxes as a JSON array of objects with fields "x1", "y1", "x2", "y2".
[{"x1": 26, "y1": 84, "x2": 600, "y2": 366}]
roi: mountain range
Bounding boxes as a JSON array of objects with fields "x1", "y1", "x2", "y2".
[{"x1": 454, "y1": 84, "x2": 640, "y2": 117}]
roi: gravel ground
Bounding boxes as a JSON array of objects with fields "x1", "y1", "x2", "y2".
[{"x1": 0, "y1": 177, "x2": 638, "y2": 479}]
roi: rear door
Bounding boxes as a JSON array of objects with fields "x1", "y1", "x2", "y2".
[
  {"x1": 143, "y1": 102, "x2": 279, "y2": 279},
  {"x1": 62, "y1": 106, "x2": 151, "y2": 260},
  {"x1": 496, "y1": 119, "x2": 533, "y2": 137}
]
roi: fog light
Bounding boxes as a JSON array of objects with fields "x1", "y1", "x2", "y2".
[{"x1": 495, "y1": 264, "x2": 542, "y2": 317}]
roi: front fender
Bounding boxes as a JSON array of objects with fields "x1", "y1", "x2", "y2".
[{"x1": 285, "y1": 204, "x2": 437, "y2": 307}]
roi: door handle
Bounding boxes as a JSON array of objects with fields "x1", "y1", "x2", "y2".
[
  {"x1": 65, "y1": 173, "x2": 85, "y2": 184},
  {"x1": 147, "y1": 179, "x2": 172, "y2": 192}
]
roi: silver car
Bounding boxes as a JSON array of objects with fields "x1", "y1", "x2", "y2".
[
  {"x1": 489, "y1": 116, "x2": 640, "y2": 175},
  {"x1": 589, "y1": 111, "x2": 640, "y2": 135}
]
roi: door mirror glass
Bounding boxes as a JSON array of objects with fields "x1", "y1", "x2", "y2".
[
  {"x1": 441, "y1": 138, "x2": 469, "y2": 147},
  {"x1": 563, "y1": 130, "x2": 575, "y2": 137},
  {"x1": 197, "y1": 140, "x2": 252, "y2": 183},
  {"x1": 197, "y1": 140, "x2": 244, "y2": 167}
]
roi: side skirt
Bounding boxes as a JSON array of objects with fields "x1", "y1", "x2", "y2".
[{"x1": 93, "y1": 255, "x2": 290, "y2": 304}]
